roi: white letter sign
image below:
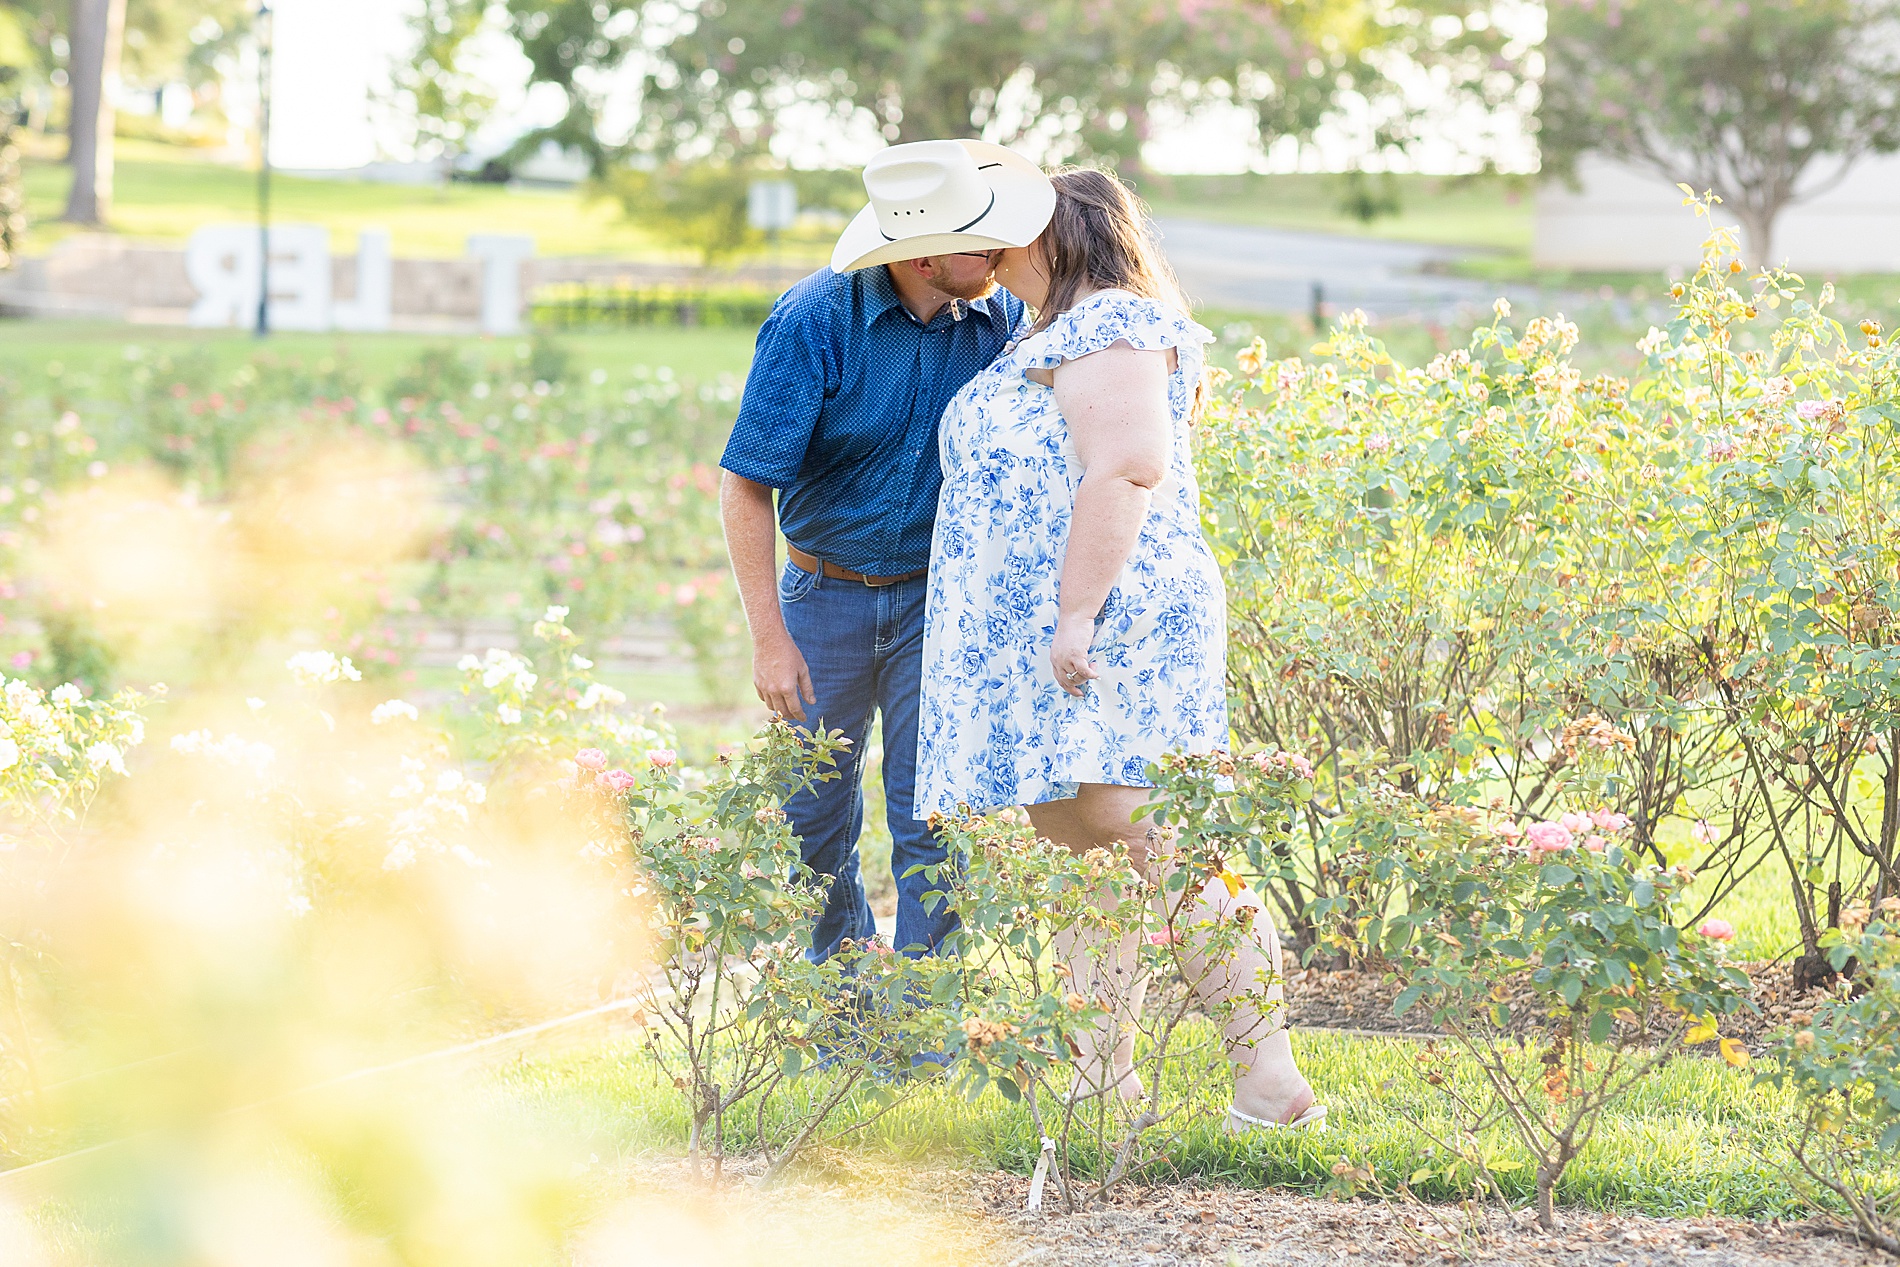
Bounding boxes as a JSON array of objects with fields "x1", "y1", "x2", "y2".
[{"x1": 467, "y1": 234, "x2": 536, "y2": 336}]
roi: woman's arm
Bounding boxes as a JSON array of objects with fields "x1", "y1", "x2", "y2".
[{"x1": 1047, "y1": 341, "x2": 1174, "y2": 697}]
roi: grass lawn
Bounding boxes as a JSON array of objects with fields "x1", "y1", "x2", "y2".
[
  {"x1": 18, "y1": 137, "x2": 836, "y2": 264},
  {"x1": 511, "y1": 1027, "x2": 1804, "y2": 1220},
  {"x1": 1141, "y1": 172, "x2": 1534, "y2": 254},
  {"x1": 15, "y1": 138, "x2": 1540, "y2": 264},
  {"x1": 0, "y1": 320, "x2": 760, "y2": 386}
]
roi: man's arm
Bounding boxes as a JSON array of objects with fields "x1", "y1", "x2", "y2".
[{"x1": 721, "y1": 470, "x2": 815, "y2": 721}]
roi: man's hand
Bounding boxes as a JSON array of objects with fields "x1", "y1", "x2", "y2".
[
  {"x1": 721, "y1": 470, "x2": 818, "y2": 721},
  {"x1": 754, "y1": 627, "x2": 816, "y2": 721}
]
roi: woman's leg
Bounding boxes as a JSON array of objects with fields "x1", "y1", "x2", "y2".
[
  {"x1": 1164, "y1": 866, "x2": 1316, "y2": 1124},
  {"x1": 1032, "y1": 783, "x2": 1316, "y2": 1123},
  {"x1": 1026, "y1": 788, "x2": 1150, "y2": 1102}
]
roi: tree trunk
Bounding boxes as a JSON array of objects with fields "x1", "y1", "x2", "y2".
[
  {"x1": 1535, "y1": 1164, "x2": 1559, "y2": 1231},
  {"x1": 62, "y1": 0, "x2": 127, "y2": 226},
  {"x1": 1735, "y1": 203, "x2": 1777, "y2": 271}
]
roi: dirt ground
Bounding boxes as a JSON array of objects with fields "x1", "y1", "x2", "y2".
[
  {"x1": 623, "y1": 1159, "x2": 1891, "y2": 1267},
  {"x1": 972, "y1": 1175, "x2": 1891, "y2": 1267},
  {"x1": 1285, "y1": 961, "x2": 1824, "y2": 1052},
  {"x1": 613, "y1": 960, "x2": 1856, "y2": 1266}
]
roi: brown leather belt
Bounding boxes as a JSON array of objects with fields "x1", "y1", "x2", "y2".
[{"x1": 786, "y1": 543, "x2": 928, "y2": 588}]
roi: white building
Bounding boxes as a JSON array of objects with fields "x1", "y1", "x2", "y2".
[{"x1": 1535, "y1": 153, "x2": 1900, "y2": 273}]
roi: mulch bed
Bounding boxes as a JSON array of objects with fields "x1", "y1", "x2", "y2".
[
  {"x1": 1285, "y1": 961, "x2": 1826, "y2": 1052},
  {"x1": 976, "y1": 1177, "x2": 1890, "y2": 1267},
  {"x1": 623, "y1": 1158, "x2": 1891, "y2": 1267}
]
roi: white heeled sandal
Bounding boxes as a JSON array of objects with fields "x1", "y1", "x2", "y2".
[{"x1": 1223, "y1": 1102, "x2": 1329, "y2": 1133}]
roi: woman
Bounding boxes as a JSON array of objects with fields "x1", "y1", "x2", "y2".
[{"x1": 914, "y1": 168, "x2": 1324, "y2": 1131}]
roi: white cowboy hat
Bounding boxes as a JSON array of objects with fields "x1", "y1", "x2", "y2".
[{"x1": 831, "y1": 139, "x2": 1056, "y2": 274}]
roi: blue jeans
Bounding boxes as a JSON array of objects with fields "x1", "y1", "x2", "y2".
[{"x1": 777, "y1": 559, "x2": 959, "y2": 962}]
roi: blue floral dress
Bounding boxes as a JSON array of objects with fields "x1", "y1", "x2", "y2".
[{"x1": 914, "y1": 289, "x2": 1228, "y2": 818}]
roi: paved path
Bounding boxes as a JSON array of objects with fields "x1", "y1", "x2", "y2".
[{"x1": 1154, "y1": 217, "x2": 1529, "y2": 321}]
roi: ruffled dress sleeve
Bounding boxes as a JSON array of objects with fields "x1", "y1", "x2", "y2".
[
  {"x1": 1017, "y1": 289, "x2": 1212, "y2": 371},
  {"x1": 1017, "y1": 289, "x2": 1214, "y2": 421}
]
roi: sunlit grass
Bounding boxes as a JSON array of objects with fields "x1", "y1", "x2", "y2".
[
  {"x1": 0, "y1": 322, "x2": 759, "y2": 386},
  {"x1": 18, "y1": 140, "x2": 837, "y2": 265},
  {"x1": 509, "y1": 1026, "x2": 1807, "y2": 1219},
  {"x1": 1140, "y1": 172, "x2": 1534, "y2": 254}
]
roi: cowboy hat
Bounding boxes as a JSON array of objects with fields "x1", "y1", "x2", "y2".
[{"x1": 831, "y1": 139, "x2": 1056, "y2": 274}]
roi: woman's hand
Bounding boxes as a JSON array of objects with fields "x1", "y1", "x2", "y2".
[{"x1": 1051, "y1": 613, "x2": 1099, "y2": 697}]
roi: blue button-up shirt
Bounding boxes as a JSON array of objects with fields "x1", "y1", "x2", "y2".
[{"x1": 720, "y1": 266, "x2": 1023, "y2": 576}]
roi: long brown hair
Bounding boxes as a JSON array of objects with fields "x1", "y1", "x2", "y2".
[{"x1": 1028, "y1": 167, "x2": 1192, "y2": 334}]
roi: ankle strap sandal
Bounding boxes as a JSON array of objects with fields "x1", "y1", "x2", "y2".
[{"x1": 1222, "y1": 1102, "x2": 1329, "y2": 1133}]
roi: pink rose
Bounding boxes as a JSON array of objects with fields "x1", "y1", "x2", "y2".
[
  {"x1": 1691, "y1": 818, "x2": 1718, "y2": 845},
  {"x1": 1795, "y1": 400, "x2": 1829, "y2": 421},
  {"x1": 1697, "y1": 918, "x2": 1736, "y2": 942},
  {"x1": 575, "y1": 748, "x2": 608, "y2": 771},
  {"x1": 1255, "y1": 750, "x2": 1315, "y2": 779},
  {"x1": 1583, "y1": 835, "x2": 1609, "y2": 853},
  {"x1": 1560, "y1": 811, "x2": 1593, "y2": 835},
  {"x1": 1524, "y1": 821, "x2": 1574, "y2": 854},
  {"x1": 1146, "y1": 930, "x2": 1182, "y2": 946},
  {"x1": 647, "y1": 749, "x2": 678, "y2": 769},
  {"x1": 596, "y1": 768, "x2": 637, "y2": 792},
  {"x1": 1591, "y1": 808, "x2": 1630, "y2": 832}
]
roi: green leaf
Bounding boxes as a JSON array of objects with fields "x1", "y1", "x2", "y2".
[
  {"x1": 1394, "y1": 984, "x2": 1427, "y2": 1017},
  {"x1": 1589, "y1": 1009, "x2": 1614, "y2": 1045}
]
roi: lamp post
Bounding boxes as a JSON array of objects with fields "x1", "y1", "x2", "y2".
[{"x1": 254, "y1": 1, "x2": 273, "y2": 337}]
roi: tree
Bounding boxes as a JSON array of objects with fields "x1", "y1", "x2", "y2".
[
  {"x1": 1540, "y1": 0, "x2": 1900, "y2": 267},
  {"x1": 62, "y1": 0, "x2": 125, "y2": 225},
  {"x1": 1, "y1": 5, "x2": 28, "y2": 267},
  {"x1": 387, "y1": 0, "x2": 495, "y2": 163},
  {"x1": 118, "y1": 0, "x2": 250, "y2": 98},
  {"x1": 631, "y1": 0, "x2": 1524, "y2": 176},
  {"x1": 54, "y1": 0, "x2": 249, "y2": 225},
  {"x1": 500, "y1": 0, "x2": 642, "y2": 175},
  {"x1": 606, "y1": 160, "x2": 764, "y2": 268},
  {"x1": 637, "y1": 0, "x2": 1354, "y2": 172}
]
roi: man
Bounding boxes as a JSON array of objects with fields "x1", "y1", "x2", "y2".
[{"x1": 719, "y1": 140, "x2": 1056, "y2": 960}]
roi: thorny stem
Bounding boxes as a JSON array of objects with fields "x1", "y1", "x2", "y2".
[
  {"x1": 1025, "y1": 1085, "x2": 1077, "y2": 1215},
  {"x1": 1787, "y1": 1122, "x2": 1900, "y2": 1257}
]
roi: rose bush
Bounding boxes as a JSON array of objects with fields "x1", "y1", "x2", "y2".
[
  {"x1": 0, "y1": 616, "x2": 952, "y2": 1189},
  {"x1": 574, "y1": 713, "x2": 952, "y2": 1181},
  {"x1": 1202, "y1": 202, "x2": 1899, "y2": 976},
  {"x1": 1761, "y1": 903, "x2": 1900, "y2": 1254},
  {"x1": 1347, "y1": 783, "x2": 1751, "y2": 1229},
  {"x1": 926, "y1": 751, "x2": 1313, "y2": 1211},
  {"x1": 0, "y1": 340, "x2": 749, "y2": 700}
]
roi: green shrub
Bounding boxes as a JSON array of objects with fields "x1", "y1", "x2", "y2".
[
  {"x1": 1356, "y1": 784, "x2": 1750, "y2": 1229},
  {"x1": 0, "y1": 341, "x2": 750, "y2": 700},
  {"x1": 927, "y1": 751, "x2": 1313, "y2": 1211},
  {"x1": 1201, "y1": 200, "x2": 1900, "y2": 974},
  {"x1": 531, "y1": 282, "x2": 781, "y2": 330},
  {"x1": 1761, "y1": 906, "x2": 1900, "y2": 1254}
]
